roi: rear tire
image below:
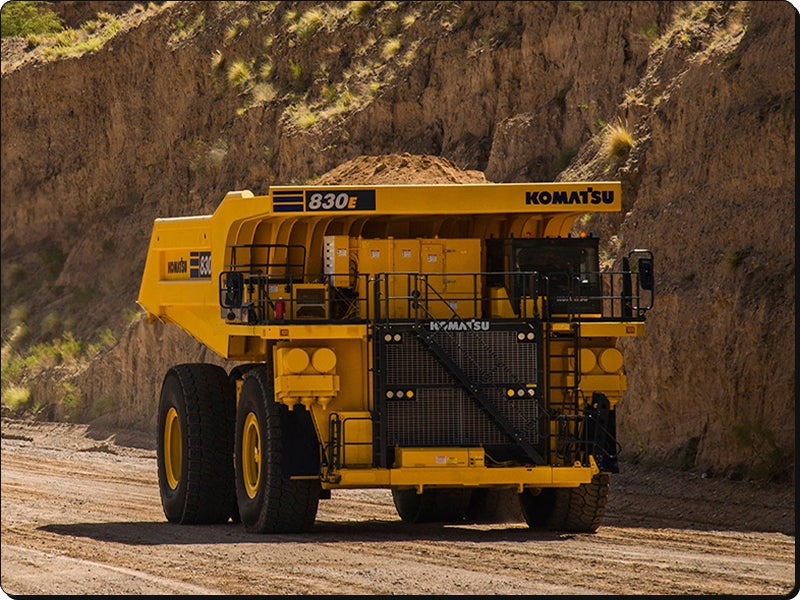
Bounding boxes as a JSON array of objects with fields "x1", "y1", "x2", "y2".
[
  {"x1": 234, "y1": 367, "x2": 320, "y2": 533},
  {"x1": 227, "y1": 364, "x2": 264, "y2": 524},
  {"x1": 392, "y1": 488, "x2": 472, "y2": 523},
  {"x1": 518, "y1": 474, "x2": 609, "y2": 533},
  {"x1": 465, "y1": 488, "x2": 524, "y2": 523},
  {"x1": 157, "y1": 363, "x2": 236, "y2": 524}
]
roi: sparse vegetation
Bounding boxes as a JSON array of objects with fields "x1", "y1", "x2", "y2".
[
  {"x1": 640, "y1": 22, "x2": 659, "y2": 40},
  {"x1": 210, "y1": 50, "x2": 225, "y2": 71},
  {"x1": 603, "y1": 122, "x2": 634, "y2": 160},
  {"x1": 224, "y1": 24, "x2": 238, "y2": 40},
  {"x1": 251, "y1": 82, "x2": 277, "y2": 104},
  {"x1": 258, "y1": 59, "x2": 274, "y2": 80},
  {"x1": 402, "y1": 11, "x2": 419, "y2": 28},
  {"x1": 291, "y1": 7, "x2": 324, "y2": 41},
  {"x1": 624, "y1": 87, "x2": 646, "y2": 106},
  {"x1": 59, "y1": 381, "x2": 84, "y2": 422},
  {"x1": 255, "y1": 2, "x2": 278, "y2": 16},
  {"x1": 398, "y1": 40, "x2": 419, "y2": 67},
  {"x1": 168, "y1": 11, "x2": 205, "y2": 45},
  {"x1": 227, "y1": 59, "x2": 253, "y2": 88},
  {"x1": 293, "y1": 106, "x2": 318, "y2": 129},
  {"x1": 348, "y1": 1, "x2": 373, "y2": 22},
  {"x1": 381, "y1": 37, "x2": 401, "y2": 60},
  {"x1": 554, "y1": 145, "x2": 578, "y2": 173},
  {"x1": 1, "y1": 384, "x2": 32, "y2": 412},
  {"x1": 0, "y1": 1, "x2": 63, "y2": 38},
  {"x1": 646, "y1": 1, "x2": 728, "y2": 58},
  {"x1": 1, "y1": 325, "x2": 118, "y2": 417},
  {"x1": 25, "y1": 11, "x2": 122, "y2": 59},
  {"x1": 207, "y1": 140, "x2": 228, "y2": 166},
  {"x1": 288, "y1": 58, "x2": 303, "y2": 80}
]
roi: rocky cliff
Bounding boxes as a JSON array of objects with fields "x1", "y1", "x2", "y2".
[{"x1": 1, "y1": 1, "x2": 795, "y2": 480}]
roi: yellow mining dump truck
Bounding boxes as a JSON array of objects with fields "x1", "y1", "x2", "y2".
[{"x1": 138, "y1": 182, "x2": 654, "y2": 533}]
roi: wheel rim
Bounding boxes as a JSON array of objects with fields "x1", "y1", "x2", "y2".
[
  {"x1": 242, "y1": 412, "x2": 261, "y2": 499},
  {"x1": 163, "y1": 407, "x2": 182, "y2": 490}
]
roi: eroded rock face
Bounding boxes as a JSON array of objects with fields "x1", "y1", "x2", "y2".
[
  {"x1": 3, "y1": 1, "x2": 794, "y2": 478},
  {"x1": 608, "y1": 1, "x2": 795, "y2": 479}
]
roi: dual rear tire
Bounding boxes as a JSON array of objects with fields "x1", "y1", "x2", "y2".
[
  {"x1": 156, "y1": 363, "x2": 320, "y2": 533},
  {"x1": 234, "y1": 366, "x2": 320, "y2": 533},
  {"x1": 391, "y1": 487, "x2": 524, "y2": 524},
  {"x1": 518, "y1": 474, "x2": 609, "y2": 533},
  {"x1": 157, "y1": 364, "x2": 236, "y2": 524},
  {"x1": 392, "y1": 479, "x2": 608, "y2": 532}
]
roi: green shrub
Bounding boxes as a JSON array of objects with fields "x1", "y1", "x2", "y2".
[
  {"x1": 1, "y1": 1, "x2": 63, "y2": 38},
  {"x1": 59, "y1": 381, "x2": 84, "y2": 422},
  {"x1": 1, "y1": 384, "x2": 32, "y2": 411}
]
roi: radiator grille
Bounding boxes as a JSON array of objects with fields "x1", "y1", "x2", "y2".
[{"x1": 377, "y1": 325, "x2": 540, "y2": 450}]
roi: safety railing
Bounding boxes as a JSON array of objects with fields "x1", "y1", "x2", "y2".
[
  {"x1": 218, "y1": 251, "x2": 653, "y2": 325},
  {"x1": 369, "y1": 267, "x2": 653, "y2": 324}
]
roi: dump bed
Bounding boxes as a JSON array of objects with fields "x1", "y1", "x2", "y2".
[{"x1": 137, "y1": 182, "x2": 626, "y2": 359}]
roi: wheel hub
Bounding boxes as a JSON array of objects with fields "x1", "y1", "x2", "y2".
[
  {"x1": 163, "y1": 407, "x2": 181, "y2": 490},
  {"x1": 242, "y1": 412, "x2": 262, "y2": 499}
]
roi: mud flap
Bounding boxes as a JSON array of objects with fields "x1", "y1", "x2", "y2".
[{"x1": 586, "y1": 392, "x2": 619, "y2": 473}]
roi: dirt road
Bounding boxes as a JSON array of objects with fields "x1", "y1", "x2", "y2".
[{"x1": 1, "y1": 417, "x2": 795, "y2": 596}]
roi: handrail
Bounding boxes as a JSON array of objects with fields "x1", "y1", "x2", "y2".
[{"x1": 218, "y1": 268, "x2": 653, "y2": 326}]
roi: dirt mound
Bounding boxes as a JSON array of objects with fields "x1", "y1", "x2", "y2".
[{"x1": 312, "y1": 153, "x2": 489, "y2": 185}]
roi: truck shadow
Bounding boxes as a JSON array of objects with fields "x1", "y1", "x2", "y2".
[
  {"x1": 39, "y1": 508, "x2": 794, "y2": 547},
  {"x1": 39, "y1": 519, "x2": 572, "y2": 546}
]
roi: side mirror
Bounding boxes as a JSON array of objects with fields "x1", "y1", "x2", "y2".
[
  {"x1": 638, "y1": 257, "x2": 654, "y2": 291},
  {"x1": 221, "y1": 271, "x2": 244, "y2": 308}
]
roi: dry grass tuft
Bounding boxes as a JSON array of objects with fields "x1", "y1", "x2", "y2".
[
  {"x1": 227, "y1": 60, "x2": 253, "y2": 88},
  {"x1": 603, "y1": 122, "x2": 634, "y2": 159}
]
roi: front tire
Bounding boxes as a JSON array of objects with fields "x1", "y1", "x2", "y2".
[
  {"x1": 157, "y1": 364, "x2": 236, "y2": 524},
  {"x1": 234, "y1": 367, "x2": 320, "y2": 533}
]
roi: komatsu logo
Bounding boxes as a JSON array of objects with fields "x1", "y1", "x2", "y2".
[
  {"x1": 429, "y1": 319, "x2": 490, "y2": 332},
  {"x1": 165, "y1": 252, "x2": 211, "y2": 278},
  {"x1": 525, "y1": 187, "x2": 614, "y2": 205},
  {"x1": 167, "y1": 258, "x2": 187, "y2": 274}
]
